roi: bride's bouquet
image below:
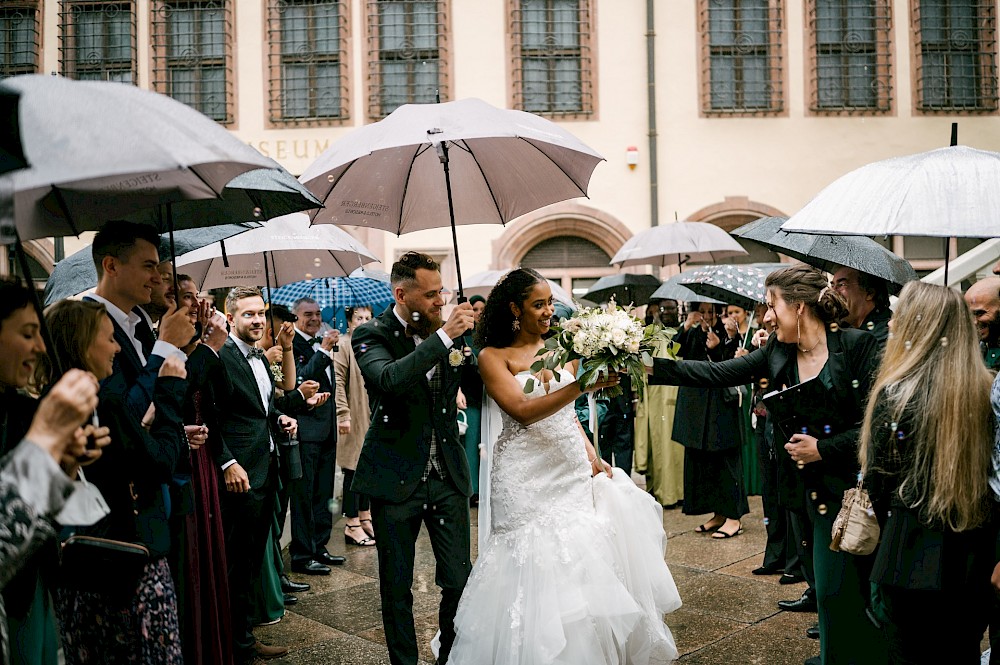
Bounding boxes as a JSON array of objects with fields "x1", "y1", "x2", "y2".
[{"x1": 525, "y1": 300, "x2": 677, "y2": 401}]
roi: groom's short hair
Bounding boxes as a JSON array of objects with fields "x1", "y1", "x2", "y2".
[{"x1": 392, "y1": 251, "x2": 440, "y2": 288}]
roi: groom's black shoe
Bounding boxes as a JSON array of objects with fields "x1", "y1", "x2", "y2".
[
  {"x1": 291, "y1": 560, "x2": 331, "y2": 575},
  {"x1": 778, "y1": 592, "x2": 817, "y2": 613},
  {"x1": 315, "y1": 551, "x2": 346, "y2": 566},
  {"x1": 280, "y1": 574, "x2": 310, "y2": 593}
]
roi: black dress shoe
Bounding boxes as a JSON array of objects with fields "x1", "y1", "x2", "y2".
[
  {"x1": 291, "y1": 560, "x2": 331, "y2": 575},
  {"x1": 752, "y1": 564, "x2": 784, "y2": 576},
  {"x1": 314, "y1": 551, "x2": 346, "y2": 566},
  {"x1": 280, "y1": 574, "x2": 310, "y2": 593},
  {"x1": 805, "y1": 624, "x2": 819, "y2": 639},
  {"x1": 805, "y1": 658, "x2": 821, "y2": 665},
  {"x1": 282, "y1": 593, "x2": 298, "y2": 606},
  {"x1": 779, "y1": 572, "x2": 805, "y2": 585},
  {"x1": 777, "y1": 593, "x2": 818, "y2": 613}
]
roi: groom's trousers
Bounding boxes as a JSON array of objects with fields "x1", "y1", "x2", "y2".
[{"x1": 370, "y1": 470, "x2": 472, "y2": 665}]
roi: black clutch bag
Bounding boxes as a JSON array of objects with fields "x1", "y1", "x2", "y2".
[
  {"x1": 762, "y1": 376, "x2": 845, "y2": 442},
  {"x1": 59, "y1": 535, "x2": 150, "y2": 597}
]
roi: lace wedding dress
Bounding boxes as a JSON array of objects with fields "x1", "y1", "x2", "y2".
[{"x1": 447, "y1": 370, "x2": 681, "y2": 665}]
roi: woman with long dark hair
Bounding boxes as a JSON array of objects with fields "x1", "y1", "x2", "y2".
[
  {"x1": 861, "y1": 282, "x2": 994, "y2": 664},
  {"x1": 648, "y1": 264, "x2": 887, "y2": 664},
  {"x1": 447, "y1": 268, "x2": 680, "y2": 664}
]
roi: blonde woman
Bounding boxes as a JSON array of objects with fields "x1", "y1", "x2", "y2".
[{"x1": 861, "y1": 281, "x2": 995, "y2": 664}]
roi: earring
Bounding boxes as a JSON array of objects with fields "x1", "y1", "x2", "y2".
[
  {"x1": 512, "y1": 318, "x2": 521, "y2": 331},
  {"x1": 796, "y1": 311, "x2": 801, "y2": 345}
]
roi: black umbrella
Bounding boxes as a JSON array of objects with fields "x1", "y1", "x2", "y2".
[
  {"x1": 44, "y1": 223, "x2": 260, "y2": 305},
  {"x1": 678, "y1": 263, "x2": 788, "y2": 311},
  {"x1": 731, "y1": 216, "x2": 917, "y2": 295},
  {"x1": 649, "y1": 273, "x2": 723, "y2": 306},
  {"x1": 583, "y1": 274, "x2": 662, "y2": 305}
]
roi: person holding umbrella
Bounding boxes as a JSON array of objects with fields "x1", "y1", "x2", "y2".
[
  {"x1": 350, "y1": 252, "x2": 476, "y2": 665},
  {"x1": 831, "y1": 267, "x2": 891, "y2": 346}
]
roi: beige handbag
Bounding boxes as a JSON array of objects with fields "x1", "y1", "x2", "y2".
[{"x1": 830, "y1": 480, "x2": 880, "y2": 555}]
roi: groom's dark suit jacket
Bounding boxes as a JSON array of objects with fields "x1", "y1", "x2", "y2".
[
  {"x1": 202, "y1": 337, "x2": 304, "y2": 490},
  {"x1": 351, "y1": 308, "x2": 471, "y2": 503}
]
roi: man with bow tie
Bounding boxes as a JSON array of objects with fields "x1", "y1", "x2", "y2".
[
  {"x1": 288, "y1": 297, "x2": 346, "y2": 575},
  {"x1": 201, "y1": 286, "x2": 303, "y2": 664}
]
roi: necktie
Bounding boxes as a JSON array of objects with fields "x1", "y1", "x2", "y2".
[
  {"x1": 247, "y1": 347, "x2": 266, "y2": 361},
  {"x1": 134, "y1": 316, "x2": 156, "y2": 358}
]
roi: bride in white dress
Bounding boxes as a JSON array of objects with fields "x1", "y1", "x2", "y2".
[{"x1": 446, "y1": 268, "x2": 681, "y2": 665}]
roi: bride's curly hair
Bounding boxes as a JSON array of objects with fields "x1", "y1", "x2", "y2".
[{"x1": 475, "y1": 268, "x2": 546, "y2": 349}]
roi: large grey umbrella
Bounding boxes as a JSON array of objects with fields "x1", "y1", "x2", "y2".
[
  {"x1": 43, "y1": 223, "x2": 259, "y2": 305},
  {"x1": 299, "y1": 98, "x2": 604, "y2": 297},
  {"x1": 678, "y1": 263, "x2": 788, "y2": 311},
  {"x1": 781, "y1": 145, "x2": 1000, "y2": 238},
  {"x1": 0, "y1": 74, "x2": 276, "y2": 240},
  {"x1": 610, "y1": 221, "x2": 748, "y2": 268},
  {"x1": 175, "y1": 212, "x2": 379, "y2": 290},
  {"x1": 459, "y1": 269, "x2": 574, "y2": 307},
  {"x1": 732, "y1": 216, "x2": 917, "y2": 295},
  {"x1": 584, "y1": 274, "x2": 662, "y2": 305}
]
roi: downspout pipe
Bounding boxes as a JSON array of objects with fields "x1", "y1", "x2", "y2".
[{"x1": 646, "y1": 0, "x2": 659, "y2": 227}]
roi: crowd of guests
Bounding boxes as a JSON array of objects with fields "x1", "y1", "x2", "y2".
[{"x1": 0, "y1": 220, "x2": 378, "y2": 665}]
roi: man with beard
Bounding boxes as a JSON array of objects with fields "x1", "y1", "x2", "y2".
[
  {"x1": 831, "y1": 267, "x2": 891, "y2": 347},
  {"x1": 351, "y1": 252, "x2": 475, "y2": 665},
  {"x1": 964, "y1": 277, "x2": 1000, "y2": 370},
  {"x1": 202, "y1": 286, "x2": 301, "y2": 665}
]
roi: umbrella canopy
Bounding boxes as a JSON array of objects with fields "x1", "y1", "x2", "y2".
[
  {"x1": 268, "y1": 277, "x2": 394, "y2": 311},
  {"x1": 175, "y1": 212, "x2": 378, "y2": 290},
  {"x1": 350, "y1": 265, "x2": 391, "y2": 283},
  {"x1": 583, "y1": 274, "x2": 662, "y2": 305},
  {"x1": 459, "y1": 269, "x2": 574, "y2": 307},
  {"x1": 611, "y1": 222, "x2": 748, "y2": 268},
  {"x1": 781, "y1": 145, "x2": 1000, "y2": 238},
  {"x1": 0, "y1": 74, "x2": 276, "y2": 240},
  {"x1": 124, "y1": 167, "x2": 322, "y2": 229},
  {"x1": 300, "y1": 97, "x2": 603, "y2": 296},
  {"x1": 732, "y1": 216, "x2": 917, "y2": 295},
  {"x1": 649, "y1": 274, "x2": 723, "y2": 305},
  {"x1": 678, "y1": 263, "x2": 788, "y2": 310},
  {"x1": 43, "y1": 223, "x2": 259, "y2": 305}
]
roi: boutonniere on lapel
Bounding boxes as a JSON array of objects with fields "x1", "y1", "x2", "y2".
[
  {"x1": 270, "y1": 363, "x2": 284, "y2": 383},
  {"x1": 448, "y1": 348, "x2": 464, "y2": 367}
]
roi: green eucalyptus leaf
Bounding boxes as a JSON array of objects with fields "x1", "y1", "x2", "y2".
[{"x1": 523, "y1": 377, "x2": 535, "y2": 394}]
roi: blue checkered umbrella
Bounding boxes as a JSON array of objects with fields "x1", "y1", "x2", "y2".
[{"x1": 268, "y1": 276, "x2": 394, "y2": 311}]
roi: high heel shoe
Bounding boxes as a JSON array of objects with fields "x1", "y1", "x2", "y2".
[
  {"x1": 359, "y1": 517, "x2": 375, "y2": 539},
  {"x1": 345, "y1": 524, "x2": 376, "y2": 546}
]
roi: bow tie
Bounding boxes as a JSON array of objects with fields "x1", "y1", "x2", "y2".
[
  {"x1": 405, "y1": 324, "x2": 421, "y2": 339},
  {"x1": 247, "y1": 347, "x2": 266, "y2": 360},
  {"x1": 308, "y1": 337, "x2": 324, "y2": 345}
]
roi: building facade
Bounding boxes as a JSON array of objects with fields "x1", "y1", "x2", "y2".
[{"x1": 3, "y1": 0, "x2": 998, "y2": 296}]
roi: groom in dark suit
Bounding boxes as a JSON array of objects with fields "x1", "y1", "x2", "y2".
[
  {"x1": 201, "y1": 286, "x2": 301, "y2": 665},
  {"x1": 352, "y1": 252, "x2": 476, "y2": 665}
]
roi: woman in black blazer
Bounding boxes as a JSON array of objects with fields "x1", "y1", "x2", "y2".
[
  {"x1": 649, "y1": 264, "x2": 886, "y2": 665},
  {"x1": 861, "y1": 282, "x2": 995, "y2": 664}
]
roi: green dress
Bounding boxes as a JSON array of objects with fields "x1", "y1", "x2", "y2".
[{"x1": 249, "y1": 495, "x2": 285, "y2": 626}]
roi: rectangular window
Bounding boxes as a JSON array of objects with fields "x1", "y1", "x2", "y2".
[
  {"x1": 0, "y1": 3, "x2": 40, "y2": 79},
  {"x1": 914, "y1": 0, "x2": 998, "y2": 112},
  {"x1": 59, "y1": 2, "x2": 137, "y2": 84},
  {"x1": 511, "y1": 0, "x2": 594, "y2": 117},
  {"x1": 267, "y1": 0, "x2": 348, "y2": 125},
  {"x1": 151, "y1": 0, "x2": 234, "y2": 123},
  {"x1": 367, "y1": 0, "x2": 448, "y2": 119},
  {"x1": 700, "y1": 0, "x2": 784, "y2": 115},
  {"x1": 808, "y1": 0, "x2": 892, "y2": 113}
]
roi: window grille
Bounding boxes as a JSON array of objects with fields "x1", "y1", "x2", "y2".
[
  {"x1": 914, "y1": 0, "x2": 998, "y2": 112},
  {"x1": 0, "y1": 3, "x2": 40, "y2": 79},
  {"x1": 367, "y1": 0, "x2": 448, "y2": 119},
  {"x1": 59, "y1": 2, "x2": 137, "y2": 84},
  {"x1": 700, "y1": 0, "x2": 784, "y2": 115},
  {"x1": 150, "y1": 0, "x2": 234, "y2": 123},
  {"x1": 521, "y1": 236, "x2": 610, "y2": 269},
  {"x1": 267, "y1": 0, "x2": 348, "y2": 125},
  {"x1": 510, "y1": 0, "x2": 594, "y2": 117},
  {"x1": 808, "y1": 0, "x2": 892, "y2": 113}
]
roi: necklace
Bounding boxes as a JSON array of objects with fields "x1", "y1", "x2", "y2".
[{"x1": 798, "y1": 335, "x2": 822, "y2": 354}]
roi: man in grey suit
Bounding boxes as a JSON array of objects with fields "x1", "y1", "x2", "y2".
[{"x1": 351, "y1": 252, "x2": 475, "y2": 665}]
